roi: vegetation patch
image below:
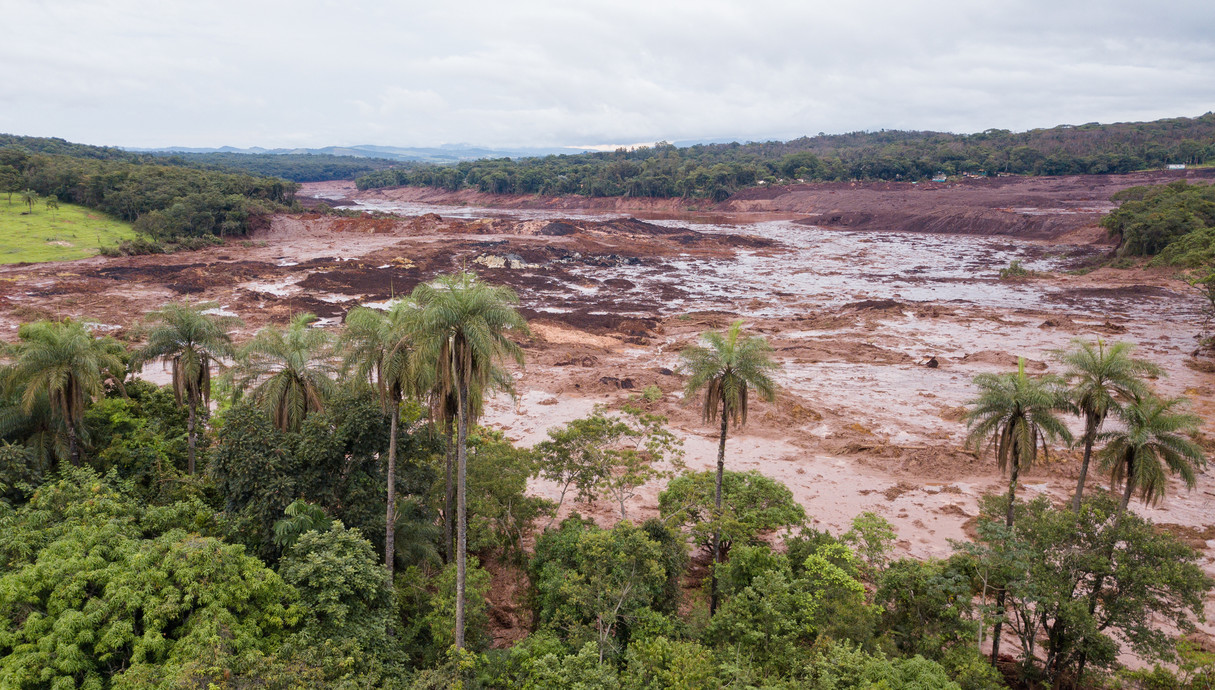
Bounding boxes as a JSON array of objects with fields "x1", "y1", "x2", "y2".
[
  {"x1": 997, "y1": 259, "x2": 1044, "y2": 280},
  {"x1": 356, "y1": 113, "x2": 1215, "y2": 199},
  {"x1": 0, "y1": 196, "x2": 135, "y2": 263},
  {"x1": 1102, "y1": 180, "x2": 1215, "y2": 263}
]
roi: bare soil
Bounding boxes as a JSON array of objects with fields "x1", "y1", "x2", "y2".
[{"x1": 307, "y1": 166, "x2": 1215, "y2": 239}]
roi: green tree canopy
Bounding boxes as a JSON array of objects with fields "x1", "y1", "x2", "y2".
[
  {"x1": 0, "y1": 469, "x2": 299, "y2": 689},
  {"x1": 658, "y1": 469, "x2": 805, "y2": 556}
]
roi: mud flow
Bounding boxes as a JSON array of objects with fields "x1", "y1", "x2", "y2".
[{"x1": 3, "y1": 176, "x2": 1214, "y2": 649}]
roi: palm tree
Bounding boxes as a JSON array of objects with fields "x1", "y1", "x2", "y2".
[
  {"x1": 0, "y1": 386, "x2": 65, "y2": 470},
  {"x1": 409, "y1": 272, "x2": 529, "y2": 650},
  {"x1": 1077, "y1": 393, "x2": 1204, "y2": 683},
  {"x1": 132, "y1": 301, "x2": 239, "y2": 474},
  {"x1": 232, "y1": 313, "x2": 337, "y2": 432},
  {"x1": 273, "y1": 499, "x2": 333, "y2": 549},
  {"x1": 393, "y1": 496, "x2": 443, "y2": 569},
  {"x1": 426, "y1": 379, "x2": 484, "y2": 563},
  {"x1": 3, "y1": 320, "x2": 126, "y2": 466},
  {"x1": 679, "y1": 319, "x2": 778, "y2": 617},
  {"x1": 1056, "y1": 339, "x2": 1159, "y2": 511},
  {"x1": 1098, "y1": 393, "x2": 1205, "y2": 513},
  {"x1": 341, "y1": 302, "x2": 418, "y2": 578},
  {"x1": 964, "y1": 357, "x2": 1074, "y2": 663},
  {"x1": 20, "y1": 189, "x2": 36, "y2": 214}
]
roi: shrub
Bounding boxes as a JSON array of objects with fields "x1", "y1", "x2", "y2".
[{"x1": 998, "y1": 260, "x2": 1039, "y2": 280}]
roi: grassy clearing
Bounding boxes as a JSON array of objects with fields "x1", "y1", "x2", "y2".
[{"x1": 0, "y1": 197, "x2": 136, "y2": 263}]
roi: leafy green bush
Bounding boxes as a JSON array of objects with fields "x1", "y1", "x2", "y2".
[
  {"x1": 875, "y1": 557, "x2": 977, "y2": 660},
  {"x1": 1153, "y1": 225, "x2": 1215, "y2": 267},
  {"x1": 279, "y1": 523, "x2": 396, "y2": 650},
  {"x1": 843, "y1": 510, "x2": 898, "y2": 577},
  {"x1": 998, "y1": 259, "x2": 1038, "y2": 280},
  {"x1": 796, "y1": 640, "x2": 963, "y2": 690}
]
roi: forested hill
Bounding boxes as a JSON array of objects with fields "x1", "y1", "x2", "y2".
[
  {"x1": 0, "y1": 134, "x2": 400, "y2": 183},
  {"x1": 355, "y1": 113, "x2": 1215, "y2": 201},
  {"x1": 0, "y1": 137, "x2": 303, "y2": 247}
]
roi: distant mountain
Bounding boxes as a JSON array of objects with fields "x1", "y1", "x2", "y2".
[{"x1": 125, "y1": 143, "x2": 597, "y2": 163}]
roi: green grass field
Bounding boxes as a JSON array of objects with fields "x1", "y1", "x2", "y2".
[{"x1": 0, "y1": 197, "x2": 136, "y2": 263}]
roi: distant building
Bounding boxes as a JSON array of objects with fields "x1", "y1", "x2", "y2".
[
  {"x1": 932, "y1": 173, "x2": 947, "y2": 182},
  {"x1": 1168, "y1": 163, "x2": 1187, "y2": 170}
]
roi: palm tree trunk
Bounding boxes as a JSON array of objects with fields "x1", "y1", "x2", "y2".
[
  {"x1": 990, "y1": 459, "x2": 1020, "y2": 664},
  {"x1": 1079, "y1": 452, "x2": 1135, "y2": 687},
  {"x1": 709, "y1": 405, "x2": 728, "y2": 617},
  {"x1": 1004, "y1": 460, "x2": 1019, "y2": 528},
  {"x1": 455, "y1": 379, "x2": 469, "y2": 650},
  {"x1": 385, "y1": 402, "x2": 399, "y2": 577},
  {"x1": 1119, "y1": 454, "x2": 1136, "y2": 513},
  {"x1": 1072, "y1": 419, "x2": 1097, "y2": 512},
  {"x1": 445, "y1": 418, "x2": 455, "y2": 564},
  {"x1": 66, "y1": 422, "x2": 80, "y2": 467},
  {"x1": 187, "y1": 397, "x2": 197, "y2": 476}
]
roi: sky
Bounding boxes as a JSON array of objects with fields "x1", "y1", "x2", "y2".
[{"x1": 2, "y1": 0, "x2": 1214, "y2": 150}]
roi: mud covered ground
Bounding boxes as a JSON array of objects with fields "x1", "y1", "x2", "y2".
[
  {"x1": 308, "y1": 166, "x2": 1215, "y2": 239},
  {"x1": 4, "y1": 177, "x2": 1215, "y2": 649}
]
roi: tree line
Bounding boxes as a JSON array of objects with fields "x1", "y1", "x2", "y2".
[
  {"x1": 0, "y1": 146, "x2": 297, "y2": 249},
  {"x1": 0, "y1": 133, "x2": 400, "y2": 183},
  {"x1": 1, "y1": 273, "x2": 1212, "y2": 688},
  {"x1": 355, "y1": 114, "x2": 1215, "y2": 201}
]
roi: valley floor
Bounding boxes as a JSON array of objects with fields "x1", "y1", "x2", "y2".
[{"x1": 4, "y1": 175, "x2": 1214, "y2": 654}]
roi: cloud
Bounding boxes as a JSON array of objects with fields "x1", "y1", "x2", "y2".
[{"x1": 1, "y1": 0, "x2": 1212, "y2": 148}]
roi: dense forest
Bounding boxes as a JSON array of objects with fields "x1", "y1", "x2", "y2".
[
  {"x1": 149, "y1": 151, "x2": 401, "y2": 183},
  {"x1": 356, "y1": 114, "x2": 1215, "y2": 201},
  {"x1": 1101, "y1": 180, "x2": 1215, "y2": 265},
  {"x1": 1, "y1": 276, "x2": 1211, "y2": 689},
  {"x1": 0, "y1": 134, "x2": 399, "y2": 183},
  {"x1": 0, "y1": 144, "x2": 298, "y2": 250}
]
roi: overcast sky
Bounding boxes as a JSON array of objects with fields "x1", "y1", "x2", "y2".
[{"x1": 2, "y1": 0, "x2": 1213, "y2": 150}]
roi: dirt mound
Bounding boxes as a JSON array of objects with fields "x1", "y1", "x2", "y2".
[
  {"x1": 959, "y1": 350, "x2": 1048, "y2": 370},
  {"x1": 1050, "y1": 284, "x2": 1175, "y2": 301},
  {"x1": 90, "y1": 260, "x2": 278, "y2": 294},
  {"x1": 540, "y1": 221, "x2": 577, "y2": 236},
  {"x1": 783, "y1": 339, "x2": 913, "y2": 365},
  {"x1": 843, "y1": 299, "x2": 904, "y2": 312},
  {"x1": 297, "y1": 266, "x2": 420, "y2": 296}
]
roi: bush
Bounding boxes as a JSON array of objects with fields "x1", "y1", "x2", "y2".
[
  {"x1": 998, "y1": 260, "x2": 1038, "y2": 280},
  {"x1": 278, "y1": 522, "x2": 396, "y2": 651}
]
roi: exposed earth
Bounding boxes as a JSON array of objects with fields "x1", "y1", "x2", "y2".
[{"x1": 4, "y1": 171, "x2": 1215, "y2": 647}]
